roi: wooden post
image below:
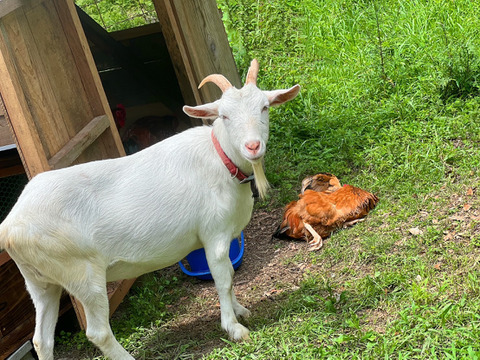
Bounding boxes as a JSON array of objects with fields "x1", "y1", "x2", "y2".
[{"x1": 154, "y1": 0, "x2": 241, "y2": 107}]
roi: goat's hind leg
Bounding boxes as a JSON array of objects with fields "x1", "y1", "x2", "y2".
[{"x1": 16, "y1": 264, "x2": 62, "y2": 360}]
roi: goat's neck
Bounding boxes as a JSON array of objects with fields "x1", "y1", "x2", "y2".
[{"x1": 212, "y1": 122, "x2": 253, "y2": 176}]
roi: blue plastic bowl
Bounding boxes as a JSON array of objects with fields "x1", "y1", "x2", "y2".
[{"x1": 178, "y1": 231, "x2": 245, "y2": 280}]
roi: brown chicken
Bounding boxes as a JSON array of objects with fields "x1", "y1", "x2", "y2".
[{"x1": 273, "y1": 173, "x2": 379, "y2": 250}]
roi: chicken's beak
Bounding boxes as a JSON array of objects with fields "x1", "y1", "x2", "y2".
[{"x1": 301, "y1": 184, "x2": 312, "y2": 194}]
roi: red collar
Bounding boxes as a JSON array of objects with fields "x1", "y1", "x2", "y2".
[{"x1": 211, "y1": 130, "x2": 253, "y2": 183}]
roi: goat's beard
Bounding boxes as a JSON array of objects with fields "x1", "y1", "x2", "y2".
[{"x1": 252, "y1": 160, "x2": 270, "y2": 200}]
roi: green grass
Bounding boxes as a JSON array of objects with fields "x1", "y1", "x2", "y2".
[
  {"x1": 59, "y1": 0, "x2": 480, "y2": 359},
  {"x1": 218, "y1": 0, "x2": 480, "y2": 204}
]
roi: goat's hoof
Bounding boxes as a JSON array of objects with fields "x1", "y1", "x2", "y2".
[
  {"x1": 229, "y1": 323, "x2": 250, "y2": 341},
  {"x1": 234, "y1": 305, "x2": 251, "y2": 319}
]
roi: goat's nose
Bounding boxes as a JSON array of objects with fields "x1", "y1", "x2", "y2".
[{"x1": 245, "y1": 141, "x2": 261, "y2": 154}]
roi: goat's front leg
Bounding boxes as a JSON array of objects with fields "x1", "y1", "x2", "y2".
[{"x1": 204, "y1": 238, "x2": 250, "y2": 341}]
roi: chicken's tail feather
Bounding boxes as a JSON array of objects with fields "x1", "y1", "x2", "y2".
[
  {"x1": 273, "y1": 201, "x2": 305, "y2": 240},
  {"x1": 366, "y1": 193, "x2": 379, "y2": 211},
  {"x1": 272, "y1": 224, "x2": 292, "y2": 240}
]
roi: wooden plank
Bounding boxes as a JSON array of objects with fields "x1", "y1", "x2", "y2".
[
  {"x1": 154, "y1": 0, "x2": 199, "y2": 107},
  {"x1": 154, "y1": 0, "x2": 241, "y2": 107},
  {"x1": 69, "y1": 295, "x2": 86, "y2": 330},
  {"x1": 24, "y1": 2, "x2": 96, "y2": 154},
  {"x1": 0, "y1": 0, "x2": 126, "y2": 179},
  {"x1": 108, "y1": 278, "x2": 136, "y2": 317},
  {"x1": 0, "y1": 0, "x2": 24, "y2": 18},
  {"x1": 0, "y1": 260, "x2": 35, "y2": 358},
  {"x1": 0, "y1": 252, "x2": 10, "y2": 267},
  {"x1": 56, "y1": 0, "x2": 126, "y2": 162},
  {"x1": 0, "y1": 0, "x2": 45, "y2": 18},
  {"x1": 0, "y1": 24, "x2": 50, "y2": 178},
  {"x1": 0, "y1": 165, "x2": 24, "y2": 179},
  {"x1": 48, "y1": 115, "x2": 109, "y2": 169},
  {"x1": 110, "y1": 22, "x2": 162, "y2": 42},
  {"x1": 0, "y1": 116, "x2": 15, "y2": 148}
]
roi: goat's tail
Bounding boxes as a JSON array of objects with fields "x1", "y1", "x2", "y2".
[
  {"x1": 0, "y1": 228, "x2": 6, "y2": 251},
  {"x1": 0, "y1": 223, "x2": 13, "y2": 251}
]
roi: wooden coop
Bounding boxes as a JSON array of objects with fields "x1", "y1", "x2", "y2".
[{"x1": 0, "y1": 0, "x2": 240, "y2": 358}]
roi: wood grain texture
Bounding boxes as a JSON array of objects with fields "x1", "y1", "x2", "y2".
[
  {"x1": 0, "y1": 260, "x2": 35, "y2": 360},
  {"x1": 48, "y1": 115, "x2": 110, "y2": 169},
  {"x1": 0, "y1": 116, "x2": 14, "y2": 148},
  {"x1": 154, "y1": 0, "x2": 240, "y2": 107}
]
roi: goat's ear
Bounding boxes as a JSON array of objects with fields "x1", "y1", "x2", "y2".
[
  {"x1": 183, "y1": 102, "x2": 219, "y2": 119},
  {"x1": 264, "y1": 84, "x2": 301, "y2": 107}
]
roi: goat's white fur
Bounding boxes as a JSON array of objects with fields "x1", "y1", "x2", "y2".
[{"x1": 0, "y1": 60, "x2": 300, "y2": 359}]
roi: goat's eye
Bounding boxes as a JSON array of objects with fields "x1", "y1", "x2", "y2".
[
  {"x1": 262, "y1": 105, "x2": 269, "y2": 112},
  {"x1": 220, "y1": 114, "x2": 229, "y2": 121}
]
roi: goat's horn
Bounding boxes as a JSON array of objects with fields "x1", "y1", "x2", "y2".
[
  {"x1": 245, "y1": 59, "x2": 259, "y2": 85},
  {"x1": 198, "y1": 74, "x2": 233, "y2": 92}
]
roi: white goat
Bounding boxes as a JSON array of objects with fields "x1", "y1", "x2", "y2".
[{"x1": 0, "y1": 59, "x2": 300, "y2": 360}]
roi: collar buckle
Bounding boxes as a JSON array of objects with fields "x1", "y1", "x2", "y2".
[{"x1": 239, "y1": 174, "x2": 255, "y2": 184}]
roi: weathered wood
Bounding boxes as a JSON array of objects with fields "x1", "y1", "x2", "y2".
[
  {"x1": 154, "y1": 0, "x2": 241, "y2": 107},
  {"x1": 0, "y1": 0, "x2": 45, "y2": 18},
  {"x1": 0, "y1": 251, "x2": 10, "y2": 267},
  {"x1": 48, "y1": 115, "x2": 110, "y2": 170},
  {"x1": 0, "y1": 31, "x2": 50, "y2": 178},
  {"x1": 110, "y1": 22, "x2": 162, "y2": 42},
  {"x1": 56, "y1": 0, "x2": 126, "y2": 161},
  {"x1": 0, "y1": 259, "x2": 35, "y2": 360},
  {"x1": 0, "y1": 116, "x2": 14, "y2": 148},
  {"x1": 107, "y1": 278, "x2": 136, "y2": 318}
]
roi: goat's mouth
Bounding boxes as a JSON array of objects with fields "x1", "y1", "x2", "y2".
[
  {"x1": 245, "y1": 153, "x2": 264, "y2": 163},
  {"x1": 242, "y1": 142, "x2": 266, "y2": 162}
]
